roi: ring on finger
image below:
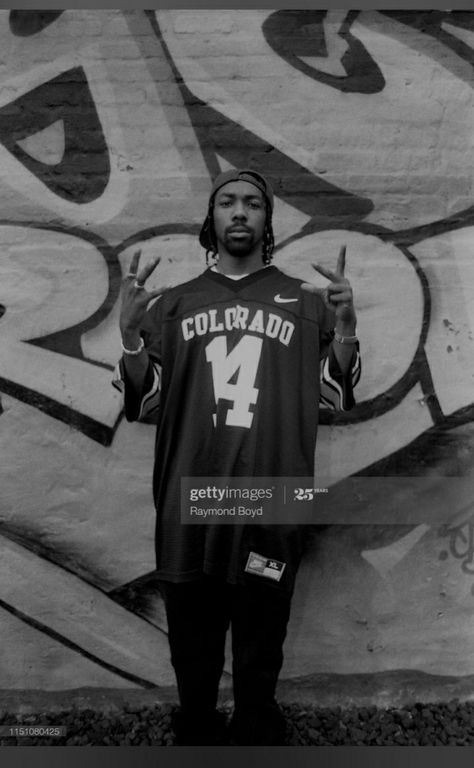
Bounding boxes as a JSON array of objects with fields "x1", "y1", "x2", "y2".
[{"x1": 134, "y1": 280, "x2": 145, "y2": 289}]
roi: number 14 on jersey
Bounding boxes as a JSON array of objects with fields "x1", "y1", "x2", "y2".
[{"x1": 205, "y1": 335, "x2": 263, "y2": 428}]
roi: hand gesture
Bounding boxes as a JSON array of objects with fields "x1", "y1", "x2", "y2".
[
  {"x1": 119, "y1": 251, "x2": 170, "y2": 336},
  {"x1": 301, "y1": 245, "x2": 356, "y2": 326}
]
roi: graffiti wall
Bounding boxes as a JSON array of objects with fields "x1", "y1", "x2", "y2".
[{"x1": 1, "y1": 9, "x2": 474, "y2": 693}]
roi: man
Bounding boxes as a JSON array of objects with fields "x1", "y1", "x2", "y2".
[{"x1": 114, "y1": 169, "x2": 360, "y2": 745}]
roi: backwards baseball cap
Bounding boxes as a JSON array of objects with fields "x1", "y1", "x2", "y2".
[
  {"x1": 208, "y1": 169, "x2": 274, "y2": 211},
  {"x1": 199, "y1": 168, "x2": 274, "y2": 254}
]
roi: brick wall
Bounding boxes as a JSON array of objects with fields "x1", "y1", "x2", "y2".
[{"x1": 1, "y1": 9, "x2": 473, "y2": 694}]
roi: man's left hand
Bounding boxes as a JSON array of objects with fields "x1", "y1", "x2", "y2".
[{"x1": 301, "y1": 245, "x2": 356, "y2": 328}]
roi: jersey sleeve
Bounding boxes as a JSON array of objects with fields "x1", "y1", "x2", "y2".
[
  {"x1": 111, "y1": 298, "x2": 164, "y2": 424},
  {"x1": 319, "y1": 339, "x2": 361, "y2": 411},
  {"x1": 317, "y1": 300, "x2": 361, "y2": 412}
]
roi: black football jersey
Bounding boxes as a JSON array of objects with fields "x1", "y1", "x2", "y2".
[{"x1": 119, "y1": 265, "x2": 359, "y2": 592}]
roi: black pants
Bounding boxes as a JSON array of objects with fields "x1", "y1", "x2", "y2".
[{"x1": 159, "y1": 576, "x2": 293, "y2": 744}]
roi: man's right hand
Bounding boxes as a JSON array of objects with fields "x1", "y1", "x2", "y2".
[{"x1": 119, "y1": 250, "x2": 170, "y2": 346}]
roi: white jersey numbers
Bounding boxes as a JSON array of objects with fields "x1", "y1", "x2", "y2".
[{"x1": 206, "y1": 335, "x2": 263, "y2": 428}]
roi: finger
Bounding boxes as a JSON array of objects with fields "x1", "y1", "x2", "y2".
[
  {"x1": 327, "y1": 284, "x2": 352, "y2": 303},
  {"x1": 327, "y1": 282, "x2": 351, "y2": 296},
  {"x1": 127, "y1": 250, "x2": 142, "y2": 277},
  {"x1": 337, "y1": 245, "x2": 346, "y2": 276},
  {"x1": 147, "y1": 285, "x2": 173, "y2": 299},
  {"x1": 136, "y1": 256, "x2": 161, "y2": 286},
  {"x1": 311, "y1": 263, "x2": 337, "y2": 281},
  {"x1": 327, "y1": 279, "x2": 350, "y2": 291},
  {"x1": 301, "y1": 282, "x2": 323, "y2": 295},
  {"x1": 327, "y1": 292, "x2": 353, "y2": 304}
]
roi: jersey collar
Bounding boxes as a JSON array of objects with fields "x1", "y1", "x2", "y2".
[{"x1": 203, "y1": 265, "x2": 278, "y2": 292}]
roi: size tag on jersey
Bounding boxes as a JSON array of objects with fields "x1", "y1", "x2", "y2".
[{"x1": 244, "y1": 552, "x2": 286, "y2": 582}]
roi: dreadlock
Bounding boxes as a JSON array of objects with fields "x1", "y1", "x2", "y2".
[{"x1": 262, "y1": 213, "x2": 275, "y2": 265}]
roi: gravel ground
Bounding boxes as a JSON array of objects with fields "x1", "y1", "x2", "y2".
[{"x1": 1, "y1": 699, "x2": 474, "y2": 746}]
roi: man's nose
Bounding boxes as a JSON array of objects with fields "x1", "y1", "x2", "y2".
[{"x1": 232, "y1": 201, "x2": 247, "y2": 219}]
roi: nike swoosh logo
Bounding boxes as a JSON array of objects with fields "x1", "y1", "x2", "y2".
[{"x1": 274, "y1": 294, "x2": 299, "y2": 303}]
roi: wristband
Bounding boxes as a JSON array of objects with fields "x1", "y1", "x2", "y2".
[
  {"x1": 121, "y1": 337, "x2": 145, "y2": 356},
  {"x1": 334, "y1": 331, "x2": 358, "y2": 345}
]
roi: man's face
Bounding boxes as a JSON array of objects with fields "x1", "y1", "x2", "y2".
[{"x1": 212, "y1": 180, "x2": 267, "y2": 258}]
